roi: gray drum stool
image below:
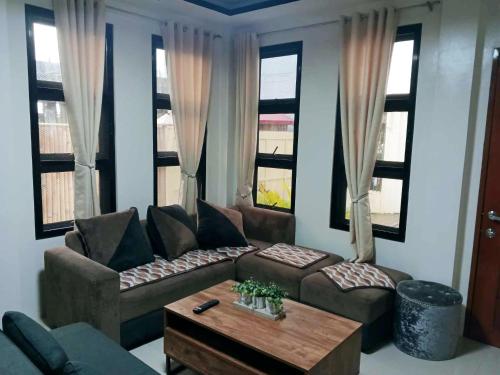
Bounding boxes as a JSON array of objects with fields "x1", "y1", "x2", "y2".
[{"x1": 394, "y1": 280, "x2": 462, "y2": 361}]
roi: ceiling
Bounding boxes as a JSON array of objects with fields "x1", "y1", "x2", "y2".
[
  {"x1": 110, "y1": 0, "x2": 386, "y2": 31},
  {"x1": 183, "y1": 0, "x2": 300, "y2": 16}
]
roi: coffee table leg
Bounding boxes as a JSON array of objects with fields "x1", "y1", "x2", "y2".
[
  {"x1": 166, "y1": 355, "x2": 186, "y2": 374},
  {"x1": 166, "y1": 355, "x2": 171, "y2": 374}
]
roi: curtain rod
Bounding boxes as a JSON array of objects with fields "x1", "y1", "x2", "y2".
[
  {"x1": 106, "y1": 5, "x2": 223, "y2": 39},
  {"x1": 257, "y1": 0, "x2": 441, "y2": 37}
]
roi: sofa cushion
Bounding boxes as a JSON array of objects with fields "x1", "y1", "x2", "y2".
[
  {"x1": 120, "y1": 261, "x2": 235, "y2": 321},
  {"x1": 76, "y1": 208, "x2": 155, "y2": 272},
  {"x1": 247, "y1": 239, "x2": 272, "y2": 250},
  {"x1": 2, "y1": 311, "x2": 68, "y2": 374},
  {"x1": 197, "y1": 199, "x2": 248, "y2": 249},
  {"x1": 300, "y1": 266, "x2": 412, "y2": 324},
  {"x1": 147, "y1": 205, "x2": 198, "y2": 260},
  {"x1": 237, "y1": 205, "x2": 295, "y2": 245},
  {"x1": 63, "y1": 361, "x2": 104, "y2": 375},
  {"x1": 256, "y1": 243, "x2": 329, "y2": 269},
  {"x1": 119, "y1": 251, "x2": 231, "y2": 291},
  {"x1": 0, "y1": 331, "x2": 42, "y2": 375},
  {"x1": 52, "y1": 323, "x2": 157, "y2": 375},
  {"x1": 236, "y1": 249, "x2": 343, "y2": 299}
]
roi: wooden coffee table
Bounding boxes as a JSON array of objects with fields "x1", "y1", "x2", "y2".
[{"x1": 164, "y1": 280, "x2": 362, "y2": 374}]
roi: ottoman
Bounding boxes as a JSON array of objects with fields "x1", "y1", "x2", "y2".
[
  {"x1": 300, "y1": 266, "x2": 412, "y2": 352},
  {"x1": 394, "y1": 280, "x2": 463, "y2": 361},
  {"x1": 236, "y1": 246, "x2": 343, "y2": 300}
]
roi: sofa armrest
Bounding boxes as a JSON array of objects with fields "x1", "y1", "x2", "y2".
[
  {"x1": 236, "y1": 205, "x2": 295, "y2": 245},
  {"x1": 43, "y1": 247, "x2": 120, "y2": 343}
]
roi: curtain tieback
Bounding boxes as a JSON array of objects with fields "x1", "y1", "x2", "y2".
[
  {"x1": 75, "y1": 160, "x2": 95, "y2": 170},
  {"x1": 181, "y1": 169, "x2": 197, "y2": 179},
  {"x1": 352, "y1": 193, "x2": 368, "y2": 204}
]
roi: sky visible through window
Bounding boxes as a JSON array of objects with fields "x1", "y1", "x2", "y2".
[
  {"x1": 260, "y1": 54, "x2": 297, "y2": 100},
  {"x1": 387, "y1": 40, "x2": 414, "y2": 95}
]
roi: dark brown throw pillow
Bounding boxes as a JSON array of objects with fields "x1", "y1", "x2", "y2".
[
  {"x1": 196, "y1": 199, "x2": 248, "y2": 249},
  {"x1": 147, "y1": 205, "x2": 198, "y2": 261},
  {"x1": 75, "y1": 207, "x2": 155, "y2": 272}
]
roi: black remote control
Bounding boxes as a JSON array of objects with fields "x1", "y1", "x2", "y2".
[{"x1": 193, "y1": 299, "x2": 219, "y2": 314}]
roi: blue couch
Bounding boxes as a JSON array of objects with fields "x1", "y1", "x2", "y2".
[{"x1": 0, "y1": 312, "x2": 158, "y2": 374}]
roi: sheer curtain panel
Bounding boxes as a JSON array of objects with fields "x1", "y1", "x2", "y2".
[
  {"x1": 234, "y1": 33, "x2": 260, "y2": 206},
  {"x1": 161, "y1": 22, "x2": 214, "y2": 214},
  {"x1": 53, "y1": 0, "x2": 106, "y2": 219},
  {"x1": 339, "y1": 8, "x2": 397, "y2": 262}
]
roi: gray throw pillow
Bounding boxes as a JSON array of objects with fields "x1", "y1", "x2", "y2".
[
  {"x1": 75, "y1": 207, "x2": 155, "y2": 272},
  {"x1": 2, "y1": 311, "x2": 68, "y2": 374},
  {"x1": 196, "y1": 199, "x2": 248, "y2": 249},
  {"x1": 147, "y1": 205, "x2": 198, "y2": 260}
]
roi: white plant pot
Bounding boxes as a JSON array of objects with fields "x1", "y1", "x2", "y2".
[
  {"x1": 239, "y1": 293, "x2": 252, "y2": 306},
  {"x1": 266, "y1": 300, "x2": 283, "y2": 315},
  {"x1": 253, "y1": 296, "x2": 266, "y2": 309}
]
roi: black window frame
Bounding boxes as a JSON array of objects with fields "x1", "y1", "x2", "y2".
[
  {"x1": 253, "y1": 41, "x2": 303, "y2": 213},
  {"x1": 151, "y1": 35, "x2": 206, "y2": 206},
  {"x1": 26, "y1": 4, "x2": 116, "y2": 240},
  {"x1": 330, "y1": 24, "x2": 421, "y2": 242}
]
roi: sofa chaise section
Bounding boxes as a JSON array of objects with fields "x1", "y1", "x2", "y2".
[{"x1": 300, "y1": 266, "x2": 412, "y2": 352}]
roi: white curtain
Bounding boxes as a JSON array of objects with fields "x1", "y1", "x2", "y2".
[
  {"x1": 339, "y1": 8, "x2": 397, "y2": 263},
  {"x1": 234, "y1": 33, "x2": 260, "y2": 206},
  {"x1": 161, "y1": 22, "x2": 214, "y2": 215},
  {"x1": 53, "y1": 0, "x2": 106, "y2": 219}
]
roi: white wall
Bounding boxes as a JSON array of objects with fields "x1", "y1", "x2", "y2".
[
  {"x1": 0, "y1": 0, "x2": 230, "y2": 320},
  {"x1": 0, "y1": 0, "x2": 498, "y2": 325},
  {"x1": 239, "y1": 0, "x2": 496, "y2": 309}
]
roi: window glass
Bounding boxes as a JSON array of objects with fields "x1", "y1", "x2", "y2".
[
  {"x1": 38, "y1": 100, "x2": 72, "y2": 154},
  {"x1": 33, "y1": 23, "x2": 62, "y2": 82},
  {"x1": 157, "y1": 166, "x2": 181, "y2": 206},
  {"x1": 345, "y1": 178, "x2": 403, "y2": 228},
  {"x1": 260, "y1": 55, "x2": 297, "y2": 100},
  {"x1": 258, "y1": 114, "x2": 294, "y2": 155},
  {"x1": 376, "y1": 112, "x2": 408, "y2": 162},
  {"x1": 41, "y1": 171, "x2": 100, "y2": 225},
  {"x1": 386, "y1": 40, "x2": 414, "y2": 95},
  {"x1": 41, "y1": 171, "x2": 74, "y2": 224},
  {"x1": 156, "y1": 109, "x2": 177, "y2": 153},
  {"x1": 156, "y1": 48, "x2": 169, "y2": 95},
  {"x1": 256, "y1": 167, "x2": 292, "y2": 209}
]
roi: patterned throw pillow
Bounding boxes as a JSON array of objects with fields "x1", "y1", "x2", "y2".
[
  {"x1": 147, "y1": 205, "x2": 198, "y2": 261},
  {"x1": 196, "y1": 199, "x2": 248, "y2": 249},
  {"x1": 75, "y1": 207, "x2": 155, "y2": 272}
]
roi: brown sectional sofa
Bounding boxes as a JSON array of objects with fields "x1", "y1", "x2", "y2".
[{"x1": 42, "y1": 205, "x2": 411, "y2": 352}]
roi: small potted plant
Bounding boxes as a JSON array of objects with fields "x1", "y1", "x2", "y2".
[
  {"x1": 252, "y1": 281, "x2": 267, "y2": 310},
  {"x1": 232, "y1": 280, "x2": 253, "y2": 306},
  {"x1": 265, "y1": 283, "x2": 286, "y2": 315}
]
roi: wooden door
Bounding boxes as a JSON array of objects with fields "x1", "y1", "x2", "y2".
[{"x1": 466, "y1": 49, "x2": 500, "y2": 347}]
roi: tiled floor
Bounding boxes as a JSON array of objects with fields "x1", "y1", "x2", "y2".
[{"x1": 131, "y1": 336, "x2": 500, "y2": 375}]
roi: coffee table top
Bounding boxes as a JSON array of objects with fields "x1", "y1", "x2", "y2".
[{"x1": 164, "y1": 280, "x2": 362, "y2": 372}]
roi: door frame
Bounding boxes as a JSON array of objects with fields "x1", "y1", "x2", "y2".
[{"x1": 465, "y1": 48, "x2": 500, "y2": 338}]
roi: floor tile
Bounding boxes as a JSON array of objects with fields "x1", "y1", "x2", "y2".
[{"x1": 131, "y1": 337, "x2": 500, "y2": 375}]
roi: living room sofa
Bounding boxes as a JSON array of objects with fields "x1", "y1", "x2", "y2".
[
  {"x1": 0, "y1": 312, "x2": 157, "y2": 375},
  {"x1": 43, "y1": 206, "x2": 294, "y2": 349},
  {"x1": 43, "y1": 204, "x2": 411, "y2": 352}
]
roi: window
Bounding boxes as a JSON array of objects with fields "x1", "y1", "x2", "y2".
[
  {"x1": 330, "y1": 24, "x2": 421, "y2": 242},
  {"x1": 254, "y1": 42, "x2": 302, "y2": 212},
  {"x1": 152, "y1": 35, "x2": 206, "y2": 206},
  {"x1": 26, "y1": 5, "x2": 116, "y2": 239}
]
